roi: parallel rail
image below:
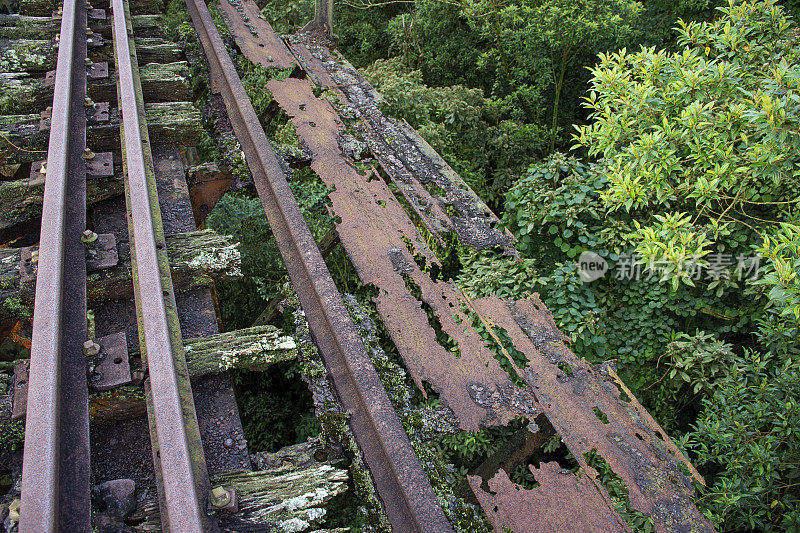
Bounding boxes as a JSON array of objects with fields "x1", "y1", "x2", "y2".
[
  {"x1": 19, "y1": 0, "x2": 91, "y2": 529},
  {"x1": 111, "y1": 0, "x2": 214, "y2": 528},
  {"x1": 185, "y1": 0, "x2": 452, "y2": 530},
  {"x1": 20, "y1": 0, "x2": 214, "y2": 530}
]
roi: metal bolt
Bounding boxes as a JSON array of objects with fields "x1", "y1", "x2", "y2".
[
  {"x1": 83, "y1": 148, "x2": 95, "y2": 160},
  {"x1": 210, "y1": 486, "x2": 231, "y2": 508},
  {"x1": 84, "y1": 97, "x2": 94, "y2": 107},
  {"x1": 30, "y1": 250, "x2": 39, "y2": 262},
  {"x1": 83, "y1": 340, "x2": 100, "y2": 357},
  {"x1": 40, "y1": 162, "x2": 47, "y2": 176},
  {"x1": 85, "y1": 27, "x2": 92, "y2": 35},
  {"x1": 84, "y1": 57, "x2": 92, "y2": 67},
  {"x1": 81, "y1": 230, "x2": 98, "y2": 243},
  {"x1": 131, "y1": 369, "x2": 145, "y2": 385}
]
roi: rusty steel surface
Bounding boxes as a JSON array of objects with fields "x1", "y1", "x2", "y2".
[
  {"x1": 186, "y1": 0, "x2": 452, "y2": 531},
  {"x1": 266, "y1": 77, "x2": 538, "y2": 431},
  {"x1": 111, "y1": 0, "x2": 213, "y2": 529},
  {"x1": 471, "y1": 296, "x2": 713, "y2": 531},
  {"x1": 217, "y1": 0, "x2": 295, "y2": 70},
  {"x1": 469, "y1": 461, "x2": 629, "y2": 532},
  {"x1": 19, "y1": 0, "x2": 92, "y2": 529},
  {"x1": 219, "y1": 7, "x2": 714, "y2": 530},
  {"x1": 285, "y1": 32, "x2": 515, "y2": 252}
]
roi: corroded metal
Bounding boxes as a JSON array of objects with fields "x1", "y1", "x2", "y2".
[
  {"x1": 217, "y1": 0, "x2": 295, "y2": 70},
  {"x1": 267, "y1": 76, "x2": 537, "y2": 431},
  {"x1": 469, "y1": 462, "x2": 629, "y2": 532},
  {"x1": 111, "y1": 0, "x2": 213, "y2": 529},
  {"x1": 19, "y1": 0, "x2": 91, "y2": 528},
  {"x1": 221, "y1": 6, "x2": 714, "y2": 530},
  {"x1": 472, "y1": 295, "x2": 713, "y2": 532},
  {"x1": 186, "y1": 0, "x2": 452, "y2": 530},
  {"x1": 285, "y1": 32, "x2": 515, "y2": 253}
]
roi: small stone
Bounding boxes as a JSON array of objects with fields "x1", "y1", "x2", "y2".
[
  {"x1": 236, "y1": 443, "x2": 246, "y2": 450},
  {"x1": 93, "y1": 479, "x2": 135, "y2": 518},
  {"x1": 223, "y1": 438, "x2": 233, "y2": 448}
]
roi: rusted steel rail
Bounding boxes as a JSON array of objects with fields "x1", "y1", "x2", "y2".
[
  {"x1": 110, "y1": 0, "x2": 214, "y2": 529},
  {"x1": 19, "y1": 0, "x2": 92, "y2": 529},
  {"x1": 185, "y1": 0, "x2": 452, "y2": 530}
]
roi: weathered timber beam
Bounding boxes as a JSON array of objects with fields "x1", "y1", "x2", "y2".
[
  {"x1": 0, "y1": 325, "x2": 296, "y2": 443},
  {"x1": 0, "y1": 229, "x2": 241, "y2": 321},
  {"x1": 0, "y1": 101, "x2": 202, "y2": 165},
  {"x1": 0, "y1": 37, "x2": 181, "y2": 74},
  {"x1": 16, "y1": 0, "x2": 164, "y2": 17},
  {"x1": 0, "y1": 173, "x2": 122, "y2": 244},
  {"x1": 0, "y1": 38, "x2": 56, "y2": 72},
  {"x1": 0, "y1": 13, "x2": 165, "y2": 39},
  {"x1": 128, "y1": 461, "x2": 348, "y2": 531},
  {"x1": 0, "y1": 62, "x2": 189, "y2": 115}
]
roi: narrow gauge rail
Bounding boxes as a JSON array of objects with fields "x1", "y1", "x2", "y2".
[
  {"x1": 185, "y1": 0, "x2": 452, "y2": 530},
  {"x1": 19, "y1": 0, "x2": 91, "y2": 529},
  {"x1": 19, "y1": 0, "x2": 216, "y2": 530}
]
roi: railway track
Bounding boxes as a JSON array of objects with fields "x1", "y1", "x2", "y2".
[{"x1": 0, "y1": 0, "x2": 717, "y2": 530}]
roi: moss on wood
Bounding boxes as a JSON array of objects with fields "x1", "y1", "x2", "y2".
[
  {"x1": 1, "y1": 101, "x2": 202, "y2": 165},
  {"x1": 0, "y1": 229, "x2": 242, "y2": 321}
]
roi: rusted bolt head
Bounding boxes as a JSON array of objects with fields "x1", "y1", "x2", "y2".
[
  {"x1": 85, "y1": 27, "x2": 92, "y2": 35},
  {"x1": 131, "y1": 369, "x2": 145, "y2": 385},
  {"x1": 81, "y1": 230, "x2": 98, "y2": 243},
  {"x1": 83, "y1": 340, "x2": 100, "y2": 357},
  {"x1": 84, "y1": 97, "x2": 94, "y2": 107},
  {"x1": 30, "y1": 250, "x2": 39, "y2": 262},
  {"x1": 210, "y1": 486, "x2": 231, "y2": 508},
  {"x1": 84, "y1": 57, "x2": 92, "y2": 67},
  {"x1": 82, "y1": 148, "x2": 95, "y2": 160},
  {"x1": 40, "y1": 163, "x2": 47, "y2": 176}
]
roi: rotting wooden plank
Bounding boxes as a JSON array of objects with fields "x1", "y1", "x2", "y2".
[
  {"x1": 0, "y1": 172, "x2": 123, "y2": 245},
  {"x1": 127, "y1": 456, "x2": 348, "y2": 531},
  {"x1": 0, "y1": 61, "x2": 190, "y2": 115},
  {"x1": 0, "y1": 37, "x2": 182, "y2": 75},
  {"x1": 17, "y1": 0, "x2": 164, "y2": 17},
  {"x1": 0, "y1": 101, "x2": 202, "y2": 165},
  {"x1": 0, "y1": 229, "x2": 242, "y2": 322},
  {"x1": 0, "y1": 13, "x2": 165, "y2": 40}
]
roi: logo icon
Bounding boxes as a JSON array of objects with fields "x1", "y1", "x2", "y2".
[{"x1": 577, "y1": 251, "x2": 607, "y2": 282}]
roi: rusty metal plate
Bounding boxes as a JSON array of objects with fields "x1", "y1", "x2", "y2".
[
  {"x1": 218, "y1": 0, "x2": 296, "y2": 70},
  {"x1": 472, "y1": 296, "x2": 713, "y2": 532},
  {"x1": 88, "y1": 8, "x2": 105, "y2": 20},
  {"x1": 264, "y1": 74, "x2": 712, "y2": 533},
  {"x1": 268, "y1": 77, "x2": 538, "y2": 431},
  {"x1": 29, "y1": 152, "x2": 112, "y2": 186},
  {"x1": 11, "y1": 361, "x2": 29, "y2": 421},
  {"x1": 86, "y1": 233, "x2": 118, "y2": 271},
  {"x1": 229, "y1": 11, "x2": 711, "y2": 532},
  {"x1": 469, "y1": 462, "x2": 629, "y2": 533},
  {"x1": 88, "y1": 61, "x2": 109, "y2": 79},
  {"x1": 87, "y1": 102, "x2": 110, "y2": 124},
  {"x1": 87, "y1": 151, "x2": 114, "y2": 177},
  {"x1": 283, "y1": 33, "x2": 515, "y2": 253},
  {"x1": 88, "y1": 331, "x2": 131, "y2": 391}
]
